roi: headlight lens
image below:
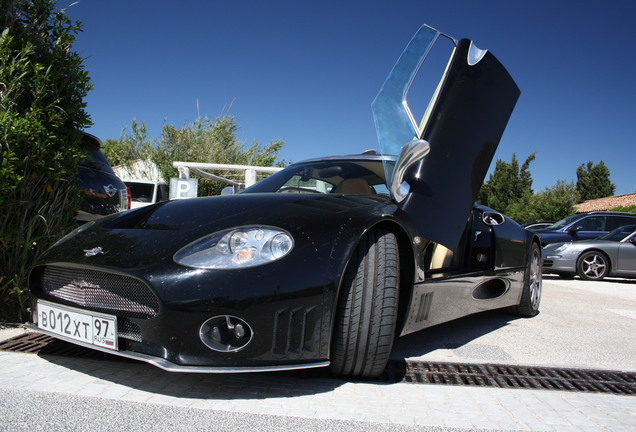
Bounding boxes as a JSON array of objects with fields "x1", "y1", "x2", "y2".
[
  {"x1": 553, "y1": 243, "x2": 571, "y2": 254},
  {"x1": 174, "y1": 226, "x2": 294, "y2": 269}
]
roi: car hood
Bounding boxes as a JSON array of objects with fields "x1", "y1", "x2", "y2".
[
  {"x1": 535, "y1": 228, "x2": 562, "y2": 235},
  {"x1": 41, "y1": 193, "x2": 392, "y2": 269},
  {"x1": 544, "y1": 239, "x2": 614, "y2": 251}
]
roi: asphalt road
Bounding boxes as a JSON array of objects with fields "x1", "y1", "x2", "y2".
[{"x1": 0, "y1": 387, "x2": 459, "y2": 432}]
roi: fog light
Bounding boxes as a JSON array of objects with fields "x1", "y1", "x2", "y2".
[{"x1": 200, "y1": 315, "x2": 252, "y2": 352}]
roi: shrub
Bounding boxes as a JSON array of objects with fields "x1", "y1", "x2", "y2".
[{"x1": 0, "y1": 0, "x2": 92, "y2": 322}]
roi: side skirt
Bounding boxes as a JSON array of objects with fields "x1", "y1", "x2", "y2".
[{"x1": 399, "y1": 268, "x2": 524, "y2": 336}]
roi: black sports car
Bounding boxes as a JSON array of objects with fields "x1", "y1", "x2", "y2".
[{"x1": 28, "y1": 25, "x2": 541, "y2": 378}]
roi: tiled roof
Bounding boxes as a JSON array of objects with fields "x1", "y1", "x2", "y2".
[{"x1": 573, "y1": 192, "x2": 636, "y2": 212}]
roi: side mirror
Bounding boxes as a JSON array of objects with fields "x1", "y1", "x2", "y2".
[
  {"x1": 567, "y1": 226, "x2": 582, "y2": 234},
  {"x1": 390, "y1": 139, "x2": 430, "y2": 203}
]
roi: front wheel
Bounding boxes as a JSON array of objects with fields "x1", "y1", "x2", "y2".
[
  {"x1": 330, "y1": 228, "x2": 399, "y2": 378},
  {"x1": 509, "y1": 242, "x2": 542, "y2": 317},
  {"x1": 577, "y1": 251, "x2": 609, "y2": 281}
]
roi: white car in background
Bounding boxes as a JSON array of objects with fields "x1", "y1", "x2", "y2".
[{"x1": 124, "y1": 180, "x2": 169, "y2": 209}]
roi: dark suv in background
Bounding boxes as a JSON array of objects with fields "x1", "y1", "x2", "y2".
[
  {"x1": 77, "y1": 132, "x2": 129, "y2": 222},
  {"x1": 536, "y1": 211, "x2": 636, "y2": 246}
]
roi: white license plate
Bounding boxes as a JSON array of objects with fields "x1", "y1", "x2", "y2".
[{"x1": 37, "y1": 300, "x2": 118, "y2": 350}]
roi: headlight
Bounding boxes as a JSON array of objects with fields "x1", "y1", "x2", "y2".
[
  {"x1": 174, "y1": 226, "x2": 294, "y2": 269},
  {"x1": 553, "y1": 243, "x2": 571, "y2": 254}
]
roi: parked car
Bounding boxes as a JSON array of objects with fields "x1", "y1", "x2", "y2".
[
  {"x1": 77, "y1": 133, "x2": 129, "y2": 222},
  {"x1": 535, "y1": 212, "x2": 636, "y2": 246},
  {"x1": 28, "y1": 25, "x2": 538, "y2": 378},
  {"x1": 125, "y1": 180, "x2": 169, "y2": 209},
  {"x1": 543, "y1": 225, "x2": 636, "y2": 280}
]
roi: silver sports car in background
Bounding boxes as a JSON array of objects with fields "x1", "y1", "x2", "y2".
[{"x1": 543, "y1": 225, "x2": 636, "y2": 280}]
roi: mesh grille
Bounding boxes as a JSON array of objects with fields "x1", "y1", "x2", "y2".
[
  {"x1": 40, "y1": 266, "x2": 159, "y2": 319},
  {"x1": 118, "y1": 319, "x2": 143, "y2": 342}
]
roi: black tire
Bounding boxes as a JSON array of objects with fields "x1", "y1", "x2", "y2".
[
  {"x1": 509, "y1": 242, "x2": 542, "y2": 317},
  {"x1": 330, "y1": 228, "x2": 399, "y2": 378},
  {"x1": 577, "y1": 251, "x2": 609, "y2": 281}
]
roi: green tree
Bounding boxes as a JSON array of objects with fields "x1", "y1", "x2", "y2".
[
  {"x1": 576, "y1": 161, "x2": 615, "y2": 202},
  {"x1": 102, "y1": 119, "x2": 152, "y2": 168},
  {"x1": 478, "y1": 152, "x2": 536, "y2": 214},
  {"x1": 152, "y1": 116, "x2": 285, "y2": 196},
  {"x1": 1, "y1": 0, "x2": 92, "y2": 321},
  {"x1": 524, "y1": 180, "x2": 577, "y2": 223},
  {"x1": 608, "y1": 205, "x2": 636, "y2": 213}
]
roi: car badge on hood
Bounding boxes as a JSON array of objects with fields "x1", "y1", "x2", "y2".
[
  {"x1": 84, "y1": 247, "x2": 105, "y2": 257},
  {"x1": 103, "y1": 184, "x2": 117, "y2": 197}
]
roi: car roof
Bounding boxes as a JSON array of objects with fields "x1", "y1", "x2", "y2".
[
  {"x1": 81, "y1": 132, "x2": 103, "y2": 150},
  {"x1": 576, "y1": 211, "x2": 636, "y2": 216}
]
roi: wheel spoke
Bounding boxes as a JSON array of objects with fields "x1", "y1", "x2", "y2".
[
  {"x1": 582, "y1": 254, "x2": 606, "y2": 279},
  {"x1": 529, "y1": 250, "x2": 542, "y2": 308}
]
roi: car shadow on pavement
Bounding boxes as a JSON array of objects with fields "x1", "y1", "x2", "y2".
[
  {"x1": 391, "y1": 309, "x2": 522, "y2": 361},
  {"x1": 40, "y1": 350, "x2": 347, "y2": 399}
]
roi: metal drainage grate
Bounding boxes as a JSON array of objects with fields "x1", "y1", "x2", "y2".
[
  {"x1": 0, "y1": 332, "x2": 118, "y2": 361},
  {"x1": 382, "y1": 360, "x2": 636, "y2": 395},
  {"x1": 2, "y1": 332, "x2": 635, "y2": 395}
]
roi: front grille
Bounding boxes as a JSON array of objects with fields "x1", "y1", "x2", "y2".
[
  {"x1": 39, "y1": 266, "x2": 160, "y2": 319},
  {"x1": 543, "y1": 260, "x2": 553, "y2": 267},
  {"x1": 118, "y1": 319, "x2": 142, "y2": 342}
]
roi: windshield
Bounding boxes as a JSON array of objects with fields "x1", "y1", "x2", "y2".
[
  {"x1": 545, "y1": 215, "x2": 581, "y2": 230},
  {"x1": 126, "y1": 182, "x2": 155, "y2": 203},
  {"x1": 597, "y1": 225, "x2": 636, "y2": 241},
  {"x1": 243, "y1": 159, "x2": 392, "y2": 195},
  {"x1": 79, "y1": 149, "x2": 116, "y2": 174}
]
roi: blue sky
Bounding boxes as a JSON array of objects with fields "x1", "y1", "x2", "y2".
[{"x1": 65, "y1": 0, "x2": 635, "y2": 195}]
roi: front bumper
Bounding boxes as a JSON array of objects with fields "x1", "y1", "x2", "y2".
[
  {"x1": 27, "y1": 324, "x2": 329, "y2": 373},
  {"x1": 29, "y1": 262, "x2": 334, "y2": 371},
  {"x1": 542, "y1": 255, "x2": 577, "y2": 274}
]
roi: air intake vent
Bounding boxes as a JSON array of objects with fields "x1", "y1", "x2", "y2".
[{"x1": 272, "y1": 306, "x2": 320, "y2": 357}]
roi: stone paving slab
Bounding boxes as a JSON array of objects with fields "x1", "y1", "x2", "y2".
[{"x1": 0, "y1": 351, "x2": 634, "y2": 431}]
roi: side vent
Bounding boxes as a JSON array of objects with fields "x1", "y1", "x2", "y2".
[
  {"x1": 416, "y1": 292, "x2": 434, "y2": 323},
  {"x1": 272, "y1": 306, "x2": 319, "y2": 357}
]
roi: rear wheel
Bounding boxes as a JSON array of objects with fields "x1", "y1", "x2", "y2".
[
  {"x1": 509, "y1": 242, "x2": 542, "y2": 317},
  {"x1": 330, "y1": 228, "x2": 399, "y2": 378},
  {"x1": 577, "y1": 251, "x2": 609, "y2": 281}
]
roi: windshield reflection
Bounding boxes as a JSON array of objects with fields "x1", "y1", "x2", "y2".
[
  {"x1": 597, "y1": 225, "x2": 636, "y2": 242},
  {"x1": 243, "y1": 159, "x2": 393, "y2": 195}
]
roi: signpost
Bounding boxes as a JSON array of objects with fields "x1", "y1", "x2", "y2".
[{"x1": 169, "y1": 178, "x2": 198, "y2": 199}]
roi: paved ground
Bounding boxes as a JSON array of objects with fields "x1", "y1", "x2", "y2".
[{"x1": 1, "y1": 276, "x2": 635, "y2": 431}]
